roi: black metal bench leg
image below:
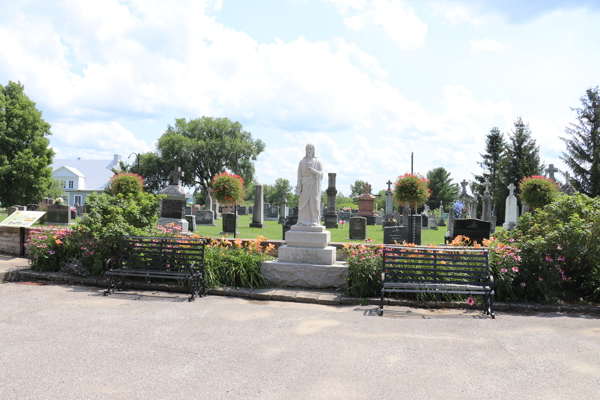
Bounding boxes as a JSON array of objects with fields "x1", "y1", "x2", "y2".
[
  {"x1": 188, "y1": 276, "x2": 198, "y2": 302},
  {"x1": 104, "y1": 275, "x2": 116, "y2": 296},
  {"x1": 378, "y1": 292, "x2": 384, "y2": 316},
  {"x1": 489, "y1": 293, "x2": 495, "y2": 319}
]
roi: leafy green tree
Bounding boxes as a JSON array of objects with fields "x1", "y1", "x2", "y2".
[
  {"x1": 45, "y1": 179, "x2": 65, "y2": 200},
  {"x1": 426, "y1": 167, "x2": 459, "y2": 211},
  {"x1": 157, "y1": 117, "x2": 265, "y2": 194},
  {"x1": 473, "y1": 127, "x2": 507, "y2": 221},
  {"x1": 501, "y1": 117, "x2": 544, "y2": 205},
  {"x1": 264, "y1": 178, "x2": 294, "y2": 205},
  {"x1": 350, "y1": 180, "x2": 370, "y2": 203},
  {"x1": 561, "y1": 86, "x2": 600, "y2": 197},
  {"x1": 118, "y1": 152, "x2": 167, "y2": 194},
  {"x1": 0, "y1": 81, "x2": 54, "y2": 206}
]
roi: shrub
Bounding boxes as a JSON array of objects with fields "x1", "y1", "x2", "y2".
[
  {"x1": 344, "y1": 243, "x2": 383, "y2": 298},
  {"x1": 212, "y1": 172, "x2": 244, "y2": 205},
  {"x1": 490, "y1": 193, "x2": 600, "y2": 302},
  {"x1": 394, "y1": 173, "x2": 431, "y2": 208},
  {"x1": 109, "y1": 173, "x2": 144, "y2": 197},
  {"x1": 519, "y1": 175, "x2": 560, "y2": 209}
]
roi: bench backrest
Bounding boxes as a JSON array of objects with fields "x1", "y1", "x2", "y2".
[
  {"x1": 120, "y1": 236, "x2": 207, "y2": 271},
  {"x1": 383, "y1": 246, "x2": 489, "y2": 286}
]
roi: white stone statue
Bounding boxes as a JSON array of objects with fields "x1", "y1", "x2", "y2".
[{"x1": 295, "y1": 143, "x2": 323, "y2": 226}]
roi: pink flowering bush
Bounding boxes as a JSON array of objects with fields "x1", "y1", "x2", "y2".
[
  {"x1": 343, "y1": 243, "x2": 384, "y2": 298},
  {"x1": 489, "y1": 193, "x2": 600, "y2": 302}
]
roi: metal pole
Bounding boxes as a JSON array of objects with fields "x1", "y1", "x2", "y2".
[
  {"x1": 411, "y1": 152, "x2": 413, "y2": 174},
  {"x1": 137, "y1": 154, "x2": 140, "y2": 176}
]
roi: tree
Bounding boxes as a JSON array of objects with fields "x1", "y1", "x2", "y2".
[
  {"x1": 118, "y1": 152, "x2": 167, "y2": 194},
  {"x1": 0, "y1": 81, "x2": 54, "y2": 206},
  {"x1": 45, "y1": 179, "x2": 65, "y2": 200},
  {"x1": 264, "y1": 178, "x2": 293, "y2": 205},
  {"x1": 426, "y1": 167, "x2": 459, "y2": 211},
  {"x1": 502, "y1": 117, "x2": 544, "y2": 201},
  {"x1": 561, "y1": 86, "x2": 600, "y2": 197},
  {"x1": 157, "y1": 117, "x2": 265, "y2": 194},
  {"x1": 473, "y1": 127, "x2": 506, "y2": 220}
]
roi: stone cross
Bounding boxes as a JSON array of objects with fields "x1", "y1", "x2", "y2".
[
  {"x1": 507, "y1": 183, "x2": 516, "y2": 196},
  {"x1": 170, "y1": 167, "x2": 184, "y2": 186},
  {"x1": 545, "y1": 164, "x2": 559, "y2": 182},
  {"x1": 563, "y1": 171, "x2": 570, "y2": 184},
  {"x1": 483, "y1": 179, "x2": 492, "y2": 195},
  {"x1": 363, "y1": 182, "x2": 371, "y2": 194},
  {"x1": 386, "y1": 180, "x2": 393, "y2": 192},
  {"x1": 460, "y1": 179, "x2": 469, "y2": 196}
]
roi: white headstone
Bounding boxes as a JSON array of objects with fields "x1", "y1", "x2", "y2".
[{"x1": 503, "y1": 183, "x2": 518, "y2": 230}]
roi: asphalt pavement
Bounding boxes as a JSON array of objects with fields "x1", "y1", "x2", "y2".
[{"x1": 0, "y1": 282, "x2": 598, "y2": 400}]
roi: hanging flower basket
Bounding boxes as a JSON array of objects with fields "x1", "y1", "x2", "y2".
[
  {"x1": 212, "y1": 172, "x2": 244, "y2": 205},
  {"x1": 394, "y1": 173, "x2": 431, "y2": 208},
  {"x1": 519, "y1": 175, "x2": 560, "y2": 209}
]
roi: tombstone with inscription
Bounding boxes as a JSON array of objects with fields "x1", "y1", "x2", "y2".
[
  {"x1": 196, "y1": 210, "x2": 215, "y2": 226},
  {"x1": 185, "y1": 206, "x2": 193, "y2": 216},
  {"x1": 46, "y1": 204, "x2": 71, "y2": 225},
  {"x1": 357, "y1": 183, "x2": 376, "y2": 224},
  {"x1": 452, "y1": 218, "x2": 491, "y2": 244},
  {"x1": 503, "y1": 183, "x2": 518, "y2": 231},
  {"x1": 339, "y1": 211, "x2": 351, "y2": 222},
  {"x1": 185, "y1": 215, "x2": 196, "y2": 232},
  {"x1": 158, "y1": 167, "x2": 190, "y2": 232},
  {"x1": 238, "y1": 206, "x2": 247, "y2": 215},
  {"x1": 384, "y1": 226, "x2": 407, "y2": 245},
  {"x1": 265, "y1": 205, "x2": 279, "y2": 221},
  {"x1": 221, "y1": 213, "x2": 239, "y2": 235},
  {"x1": 349, "y1": 216, "x2": 367, "y2": 240}
]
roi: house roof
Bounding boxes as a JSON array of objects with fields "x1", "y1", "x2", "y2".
[
  {"x1": 53, "y1": 166, "x2": 85, "y2": 177},
  {"x1": 50, "y1": 156, "x2": 120, "y2": 190}
]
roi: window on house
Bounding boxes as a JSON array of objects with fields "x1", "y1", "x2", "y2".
[
  {"x1": 69, "y1": 181, "x2": 74, "y2": 189},
  {"x1": 74, "y1": 195, "x2": 82, "y2": 206}
]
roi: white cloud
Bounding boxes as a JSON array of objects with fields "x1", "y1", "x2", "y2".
[
  {"x1": 430, "y1": 1, "x2": 489, "y2": 26},
  {"x1": 470, "y1": 38, "x2": 507, "y2": 52},
  {"x1": 328, "y1": 0, "x2": 428, "y2": 50},
  {"x1": 51, "y1": 122, "x2": 152, "y2": 159}
]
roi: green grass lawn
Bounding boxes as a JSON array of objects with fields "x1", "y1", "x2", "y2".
[{"x1": 194, "y1": 214, "x2": 450, "y2": 245}]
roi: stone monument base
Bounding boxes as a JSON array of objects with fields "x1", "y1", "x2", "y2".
[
  {"x1": 158, "y1": 218, "x2": 188, "y2": 232},
  {"x1": 260, "y1": 261, "x2": 348, "y2": 289},
  {"x1": 249, "y1": 222, "x2": 264, "y2": 228},
  {"x1": 277, "y1": 245, "x2": 336, "y2": 265}
]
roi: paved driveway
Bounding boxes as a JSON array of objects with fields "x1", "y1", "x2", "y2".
[{"x1": 1, "y1": 282, "x2": 598, "y2": 400}]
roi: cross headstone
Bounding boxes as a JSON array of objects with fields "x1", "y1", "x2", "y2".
[
  {"x1": 545, "y1": 164, "x2": 559, "y2": 182},
  {"x1": 386, "y1": 180, "x2": 393, "y2": 192},
  {"x1": 507, "y1": 183, "x2": 516, "y2": 196},
  {"x1": 483, "y1": 179, "x2": 492, "y2": 195},
  {"x1": 170, "y1": 167, "x2": 184, "y2": 186},
  {"x1": 503, "y1": 183, "x2": 518, "y2": 231}
]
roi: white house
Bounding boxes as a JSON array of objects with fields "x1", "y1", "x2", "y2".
[{"x1": 50, "y1": 154, "x2": 122, "y2": 207}]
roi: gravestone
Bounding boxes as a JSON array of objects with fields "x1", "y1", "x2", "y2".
[
  {"x1": 279, "y1": 197, "x2": 288, "y2": 224},
  {"x1": 70, "y1": 208, "x2": 77, "y2": 220},
  {"x1": 46, "y1": 204, "x2": 71, "y2": 225},
  {"x1": 385, "y1": 180, "x2": 394, "y2": 215},
  {"x1": 375, "y1": 215, "x2": 383, "y2": 225},
  {"x1": 249, "y1": 184, "x2": 264, "y2": 228},
  {"x1": 384, "y1": 226, "x2": 407, "y2": 245},
  {"x1": 438, "y1": 200, "x2": 446, "y2": 226},
  {"x1": 282, "y1": 215, "x2": 299, "y2": 239},
  {"x1": 27, "y1": 204, "x2": 38, "y2": 211},
  {"x1": 452, "y1": 218, "x2": 491, "y2": 244},
  {"x1": 421, "y1": 214, "x2": 429, "y2": 228},
  {"x1": 185, "y1": 215, "x2": 196, "y2": 232},
  {"x1": 357, "y1": 183, "x2": 376, "y2": 220},
  {"x1": 325, "y1": 173, "x2": 338, "y2": 228},
  {"x1": 482, "y1": 179, "x2": 493, "y2": 222},
  {"x1": 205, "y1": 188, "x2": 213, "y2": 211},
  {"x1": 503, "y1": 183, "x2": 518, "y2": 231},
  {"x1": 545, "y1": 164, "x2": 559, "y2": 182},
  {"x1": 158, "y1": 166, "x2": 190, "y2": 232},
  {"x1": 248, "y1": 206, "x2": 253, "y2": 215},
  {"x1": 409, "y1": 215, "x2": 422, "y2": 245},
  {"x1": 196, "y1": 210, "x2": 215, "y2": 226},
  {"x1": 238, "y1": 206, "x2": 247, "y2": 215},
  {"x1": 221, "y1": 213, "x2": 239, "y2": 235},
  {"x1": 185, "y1": 206, "x2": 192, "y2": 216},
  {"x1": 366, "y1": 216, "x2": 376, "y2": 225},
  {"x1": 349, "y1": 216, "x2": 367, "y2": 240},
  {"x1": 289, "y1": 207, "x2": 298, "y2": 217},
  {"x1": 339, "y1": 211, "x2": 351, "y2": 222},
  {"x1": 393, "y1": 211, "x2": 402, "y2": 225},
  {"x1": 212, "y1": 201, "x2": 220, "y2": 220},
  {"x1": 429, "y1": 218, "x2": 438, "y2": 230}
]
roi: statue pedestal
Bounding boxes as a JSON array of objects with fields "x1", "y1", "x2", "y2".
[{"x1": 261, "y1": 224, "x2": 346, "y2": 288}]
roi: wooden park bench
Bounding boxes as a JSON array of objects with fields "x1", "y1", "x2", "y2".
[
  {"x1": 379, "y1": 245, "x2": 495, "y2": 318},
  {"x1": 104, "y1": 235, "x2": 209, "y2": 302}
]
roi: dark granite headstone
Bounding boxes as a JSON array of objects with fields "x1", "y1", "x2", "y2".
[
  {"x1": 409, "y1": 214, "x2": 422, "y2": 245},
  {"x1": 366, "y1": 216, "x2": 376, "y2": 225},
  {"x1": 238, "y1": 206, "x2": 247, "y2": 215},
  {"x1": 282, "y1": 216, "x2": 299, "y2": 239},
  {"x1": 339, "y1": 212, "x2": 351, "y2": 221},
  {"x1": 47, "y1": 204, "x2": 71, "y2": 224},
  {"x1": 384, "y1": 226, "x2": 408, "y2": 245},
  {"x1": 161, "y1": 199, "x2": 186, "y2": 219},
  {"x1": 196, "y1": 210, "x2": 215, "y2": 226},
  {"x1": 184, "y1": 206, "x2": 193, "y2": 216},
  {"x1": 324, "y1": 213, "x2": 338, "y2": 229},
  {"x1": 422, "y1": 214, "x2": 429, "y2": 227},
  {"x1": 27, "y1": 204, "x2": 38, "y2": 211},
  {"x1": 349, "y1": 216, "x2": 367, "y2": 240},
  {"x1": 221, "y1": 213, "x2": 238, "y2": 235},
  {"x1": 248, "y1": 206, "x2": 253, "y2": 215},
  {"x1": 185, "y1": 215, "x2": 196, "y2": 232},
  {"x1": 289, "y1": 207, "x2": 298, "y2": 217},
  {"x1": 71, "y1": 209, "x2": 77, "y2": 220},
  {"x1": 452, "y1": 218, "x2": 491, "y2": 244}
]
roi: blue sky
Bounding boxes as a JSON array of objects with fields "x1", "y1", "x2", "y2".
[{"x1": 1, "y1": 0, "x2": 599, "y2": 195}]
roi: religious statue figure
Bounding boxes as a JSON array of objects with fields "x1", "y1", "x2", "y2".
[{"x1": 295, "y1": 144, "x2": 323, "y2": 226}]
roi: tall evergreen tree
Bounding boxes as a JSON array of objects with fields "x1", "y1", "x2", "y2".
[
  {"x1": 560, "y1": 86, "x2": 600, "y2": 197},
  {"x1": 501, "y1": 117, "x2": 543, "y2": 207},
  {"x1": 426, "y1": 167, "x2": 459, "y2": 211},
  {"x1": 473, "y1": 127, "x2": 506, "y2": 221}
]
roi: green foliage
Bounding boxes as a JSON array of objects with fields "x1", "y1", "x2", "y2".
[
  {"x1": 473, "y1": 127, "x2": 506, "y2": 222},
  {"x1": 490, "y1": 193, "x2": 600, "y2": 302},
  {"x1": 263, "y1": 178, "x2": 294, "y2": 205},
  {"x1": 426, "y1": 167, "x2": 459, "y2": 211},
  {"x1": 45, "y1": 179, "x2": 65, "y2": 200},
  {"x1": 394, "y1": 173, "x2": 431, "y2": 208},
  {"x1": 109, "y1": 173, "x2": 144, "y2": 197},
  {"x1": 350, "y1": 180, "x2": 369, "y2": 203},
  {"x1": 0, "y1": 81, "x2": 55, "y2": 206},
  {"x1": 560, "y1": 86, "x2": 600, "y2": 197},
  {"x1": 157, "y1": 117, "x2": 265, "y2": 194},
  {"x1": 519, "y1": 175, "x2": 560, "y2": 209},
  {"x1": 118, "y1": 152, "x2": 167, "y2": 194},
  {"x1": 204, "y1": 245, "x2": 271, "y2": 288},
  {"x1": 212, "y1": 172, "x2": 244, "y2": 205},
  {"x1": 343, "y1": 244, "x2": 383, "y2": 298}
]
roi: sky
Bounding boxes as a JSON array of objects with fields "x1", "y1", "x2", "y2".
[{"x1": 1, "y1": 0, "x2": 599, "y2": 196}]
